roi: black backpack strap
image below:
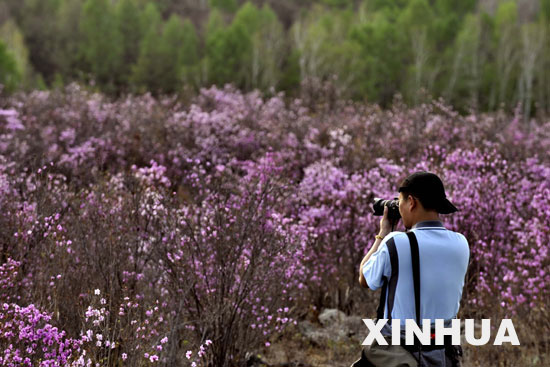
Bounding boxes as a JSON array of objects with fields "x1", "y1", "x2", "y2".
[
  {"x1": 407, "y1": 232, "x2": 421, "y2": 325},
  {"x1": 406, "y1": 231, "x2": 423, "y2": 365},
  {"x1": 375, "y1": 237, "x2": 398, "y2": 321},
  {"x1": 376, "y1": 277, "x2": 388, "y2": 320}
]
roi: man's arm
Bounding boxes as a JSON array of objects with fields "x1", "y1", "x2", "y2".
[
  {"x1": 358, "y1": 205, "x2": 394, "y2": 288},
  {"x1": 358, "y1": 236, "x2": 386, "y2": 288}
]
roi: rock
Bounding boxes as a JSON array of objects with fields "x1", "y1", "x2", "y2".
[
  {"x1": 297, "y1": 319, "x2": 317, "y2": 335},
  {"x1": 298, "y1": 309, "x2": 363, "y2": 345},
  {"x1": 318, "y1": 308, "x2": 346, "y2": 327},
  {"x1": 297, "y1": 320, "x2": 330, "y2": 345},
  {"x1": 343, "y1": 315, "x2": 366, "y2": 343}
]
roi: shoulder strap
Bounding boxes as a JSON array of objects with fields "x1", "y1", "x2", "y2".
[
  {"x1": 406, "y1": 231, "x2": 421, "y2": 326},
  {"x1": 375, "y1": 237, "x2": 398, "y2": 321},
  {"x1": 407, "y1": 231, "x2": 424, "y2": 367},
  {"x1": 376, "y1": 277, "x2": 388, "y2": 321}
]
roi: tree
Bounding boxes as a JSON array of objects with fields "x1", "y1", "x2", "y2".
[
  {"x1": 53, "y1": 0, "x2": 85, "y2": 84},
  {"x1": 319, "y1": 0, "x2": 355, "y2": 7},
  {"x1": 278, "y1": 48, "x2": 301, "y2": 95},
  {"x1": 0, "y1": 20, "x2": 31, "y2": 88},
  {"x1": 518, "y1": 22, "x2": 545, "y2": 120},
  {"x1": 179, "y1": 19, "x2": 200, "y2": 88},
  {"x1": 15, "y1": 0, "x2": 60, "y2": 84},
  {"x1": 80, "y1": 0, "x2": 123, "y2": 91},
  {"x1": 444, "y1": 14, "x2": 482, "y2": 111},
  {"x1": 157, "y1": 14, "x2": 187, "y2": 93},
  {"x1": 350, "y1": 9, "x2": 407, "y2": 106},
  {"x1": 492, "y1": 1, "x2": 520, "y2": 110},
  {"x1": 253, "y1": 5, "x2": 286, "y2": 90},
  {"x1": 363, "y1": 0, "x2": 409, "y2": 14},
  {"x1": 432, "y1": 0, "x2": 476, "y2": 48},
  {"x1": 205, "y1": 8, "x2": 251, "y2": 87},
  {"x1": 397, "y1": 0, "x2": 435, "y2": 104},
  {"x1": 542, "y1": 0, "x2": 550, "y2": 22},
  {"x1": 130, "y1": 2, "x2": 163, "y2": 93},
  {"x1": 0, "y1": 40, "x2": 21, "y2": 92},
  {"x1": 130, "y1": 3, "x2": 199, "y2": 94},
  {"x1": 115, "y1": 0, "x2": 146, "y2": 87},
  {"x1": 291, "y1": 6, "x2": 362, "y2": 97},
  {"x1": 209, "y1": 0, "x2": 238, "y2": 13},
  {"x1": 230, "y1": 2, "x2": 285, "y2": 90}
]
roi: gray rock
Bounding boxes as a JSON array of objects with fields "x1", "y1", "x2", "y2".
[
  {"x1": 297, "y1": 320, "x2": 330, "y2": 345},
  {"x1": 318, "y1": 308, "x2": 346, "y2": 327},
  {"x1": 343, "y1": 315, "x2": 366, "y2": 343},
  {"x1": 298, "y1": 309, "x2": 363, "y2": 345}
]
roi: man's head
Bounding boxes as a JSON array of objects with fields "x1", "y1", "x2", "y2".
[{"x1": 397, "y1": 171, "x2": 458, "y2": 230}]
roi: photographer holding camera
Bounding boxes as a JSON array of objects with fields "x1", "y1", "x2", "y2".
[{"x1": 353, "y1": 172, "x2": 470, "y2": 367}]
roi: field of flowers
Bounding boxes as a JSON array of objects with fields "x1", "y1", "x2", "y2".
[{"x1": 0, "y1": 84, "x2": 549, "y2": 366}]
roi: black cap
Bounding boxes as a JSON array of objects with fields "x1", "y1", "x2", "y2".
[{"x1": 398, "y1": 171, "x2": 458, "y2": 214}]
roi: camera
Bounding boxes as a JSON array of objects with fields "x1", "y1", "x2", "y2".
[{"x1": 373, "y1": 197, "x2": 401, "y2": 222}]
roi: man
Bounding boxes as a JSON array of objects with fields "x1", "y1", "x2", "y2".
[{"x1": 355, "y1": 171, "x2": 470, "y2": 366}]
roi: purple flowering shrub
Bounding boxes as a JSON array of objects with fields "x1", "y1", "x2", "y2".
[
  {"x1": 0, "y1": 260, "x2": 81, "y2": 367},
  {"x1": 154, "y1": 158, "x2": 305, "y2": 366},
  {"x1": 0, "y1": 83, "x2": 549, "y2": 365},
  {"x1": 0, "y1": 302, "x2": 82, "y2": 367}
]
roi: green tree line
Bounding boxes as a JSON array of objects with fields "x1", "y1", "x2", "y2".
[{"x1": 1, "y1": 0, "x2": 550, "y2": 116}]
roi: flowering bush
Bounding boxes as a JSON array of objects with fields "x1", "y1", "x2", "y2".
[
  {"x1": 0, "y1": 84, "x2": 549, "y2": 365},
  {"x1": 0, "y1": 259, "x2": 81, "y2": 367}
]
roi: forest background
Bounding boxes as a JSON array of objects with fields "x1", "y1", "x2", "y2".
[{"x1": 1, "y1": 0, "x2": 550, "y2": 118}]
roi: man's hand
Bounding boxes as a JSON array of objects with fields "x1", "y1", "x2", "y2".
[{"x1": 378, "y1": 205, "x2": 398, "y2": 238}]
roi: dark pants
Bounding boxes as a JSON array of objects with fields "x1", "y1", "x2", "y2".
[{"x1": 350, "y1": 337, "x2": 463, "y2": 367}]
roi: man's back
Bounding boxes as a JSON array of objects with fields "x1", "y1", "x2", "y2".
[{"x1": 363, "y1": 220, "x2": 470, "y2": 325}]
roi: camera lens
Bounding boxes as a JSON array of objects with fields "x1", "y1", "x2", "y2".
[{"x1": 372, "y1": 197, "x2": 401, "y2": 221}]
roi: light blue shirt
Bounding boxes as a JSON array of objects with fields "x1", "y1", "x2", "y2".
[{"x1": 362, "y1": 220, "x2": 470, "y2": 326}]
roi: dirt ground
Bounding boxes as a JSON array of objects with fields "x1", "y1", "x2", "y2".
[
  {"x1": 251, "y1": 320, "x2": 550, "y2": 367},
  {"x1": 255, "y1": 325, "x2": 362, "y2": 367}
]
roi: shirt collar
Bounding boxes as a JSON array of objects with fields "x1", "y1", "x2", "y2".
[{"x1": 411, "y1": 220, "x2": 445, "y2": 229}]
